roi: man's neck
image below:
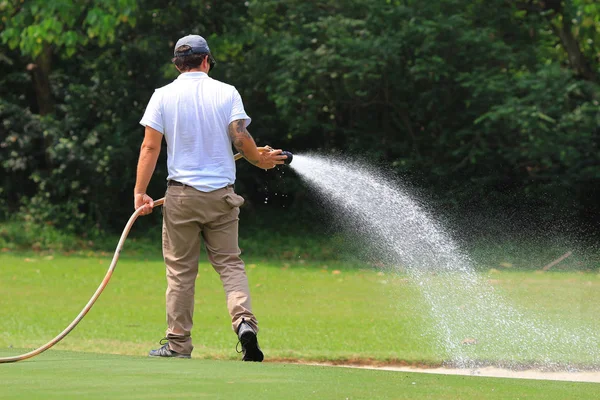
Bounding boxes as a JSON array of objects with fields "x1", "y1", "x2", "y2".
[{"x1": 183, "y1": 68, "x2": 208, "y2": 73}]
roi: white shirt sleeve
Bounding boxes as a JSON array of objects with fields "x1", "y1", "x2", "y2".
[
  {"x1": 139, "y1": 90, "x2": 164, "y2": 134},
  {"x1": 229, "y1": 89, "x2": 251, "y2": 128}
]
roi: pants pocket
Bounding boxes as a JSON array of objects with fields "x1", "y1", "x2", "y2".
[{"x1": 223, "y1": 192, "x2": 245, "y2": 208}]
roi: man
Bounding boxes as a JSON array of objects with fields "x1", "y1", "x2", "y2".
[{"x1": 134, "y1": 34, "x2": 286, "y2": 361}]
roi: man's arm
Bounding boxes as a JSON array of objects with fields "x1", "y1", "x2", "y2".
[
  {"x1": 133, "y1": 126, "x2": 162, "y2": 214},
  {"x1": 227, "y1": 120, "x2": 286, "y2": 169}
]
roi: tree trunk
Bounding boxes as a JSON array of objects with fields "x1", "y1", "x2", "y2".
[
  {"x1": 515, "y1": 0, "x2": 597, "y2": 82},
  {"x1": 27, "y1": 44, "x2": 54, "y2": 115},
  {"x1": 552, "y1": 17, "x2": 597, "y2": 82},
  {"x1": 26, "y1": 43, "x2": 55, "y2": 169}
]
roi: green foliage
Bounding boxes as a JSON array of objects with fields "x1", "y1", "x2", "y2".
[
  {"x1": 472, "y1": 65, "x2": 599, "y2": 183},
  {"x1": 0, "y1": 0, "x2": 137, "y2": 57},
  {"x1": 244, "y1": 0, "x2": 600, "y2": 218},
  {"x1": 239, "y1": 227, "x2": 350, "y2": 261},
  {"x1": 0, "y1": 220, "x2": 80, "y2": 252},
  {"x1": 0, "y1": 215, "x2": 352, "y2": 262},
  {"x1": 0, "y1": 0, "x2": 599, "y2": 236}
]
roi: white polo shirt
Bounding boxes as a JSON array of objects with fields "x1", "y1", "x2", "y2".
[{"x1": 140, "y1": 71, "x2": 251, "y2": 192}]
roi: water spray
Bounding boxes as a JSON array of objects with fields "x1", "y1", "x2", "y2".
[
  {"x1": 289, "y1": 153, "x2": 600, "y2": 371},
  {"x1": 0, "y1": 148, "x2": 293, "y2": 364}
]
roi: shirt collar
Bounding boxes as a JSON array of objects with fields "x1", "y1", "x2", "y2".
[{"x1": 177, "y1": 71, "x2": 208, "y2": 80}]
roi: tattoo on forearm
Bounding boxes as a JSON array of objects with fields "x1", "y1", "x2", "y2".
[{"x1": 228, "y1": 120, "x2": 259, "y2": 165}]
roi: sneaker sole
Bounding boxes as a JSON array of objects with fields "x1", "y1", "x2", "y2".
[
  {"x1": 148, "y1": 354, "x2": 191, "y2": 359},
  {"x1": 148, "y1": 350, "x2": 191, "y2": 359},
  {"x1": 240, "y1": 332, "x2": 264, "y2": 362}
]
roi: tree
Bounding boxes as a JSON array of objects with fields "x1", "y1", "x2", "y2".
[
  {"x1": 516, "y1": 0, "x2": 599, "y2": 82},
  {"x1": 1, "y1": 0, "x2": 138, "y2": 114},
  {"x1": 0, "y1": 0, "x2": 256, "y2": 232},
  {"x1": 242, "y1": 0, "x2": 600, "y2": 222},
  {"x1": 1, "y1": 0, "x2": 599, "y2": 236}
]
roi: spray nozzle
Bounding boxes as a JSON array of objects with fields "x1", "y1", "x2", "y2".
[{"x1": 281, "y1": 151, "x2": 293, "y2": 165}]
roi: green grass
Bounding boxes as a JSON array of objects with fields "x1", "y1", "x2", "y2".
[
  {"x1": 1, "y1": 350, "x2": 598, "y2": 400},
  {"x1": 1, "y1": 253, "x2": 599, "y2": 364},
  {"x1": 1, "y1": 252, "x2": 600, "y2": 399},
  {"x1": 0, "y1": 253, "x2": 434, "y2": 362}
]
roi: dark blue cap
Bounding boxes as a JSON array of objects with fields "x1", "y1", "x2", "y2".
[{"x1": 174, "y1": 35, "x2": 211, "y2": 56}]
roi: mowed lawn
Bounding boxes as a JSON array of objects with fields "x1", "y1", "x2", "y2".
[
  {"x1": 1, "y1": 253, "x2": 600, "y2": 399},
  {"x1": 1, "y1": 351, "x2": 599, "y2": 400},
  {"x1": 1, "y1": 253, "x2": 600, "y2": 363},
  {"x1": 0, "y1": 253, "x2": 435, "y2": 362}
]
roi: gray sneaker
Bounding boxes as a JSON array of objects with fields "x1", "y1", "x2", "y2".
[
  {"x1": 237, "y1": 320, "x2": 264, "y2": 362},
  {"x1": 148, "y1": 338, "x2": 191, "y2": 359}
]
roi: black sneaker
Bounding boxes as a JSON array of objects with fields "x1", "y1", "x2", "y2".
[
  {"x1": 148, "y1": 338, "x2": 191, "y2": 359},
  {"x1": 237, "y1": 320, "x2": 264, "y2": 362}
]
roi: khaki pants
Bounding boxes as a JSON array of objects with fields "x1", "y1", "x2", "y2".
[{"x1": 161, "y1": 183, "x2": 258, "y2": 355}]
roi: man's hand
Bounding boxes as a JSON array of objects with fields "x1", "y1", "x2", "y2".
[
  {"x1": 256, "y1": 148, "x2": 287, "y2": 169},
  {"x1": 134, "y1": 193, "x2": 155, "y2": 215}
]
